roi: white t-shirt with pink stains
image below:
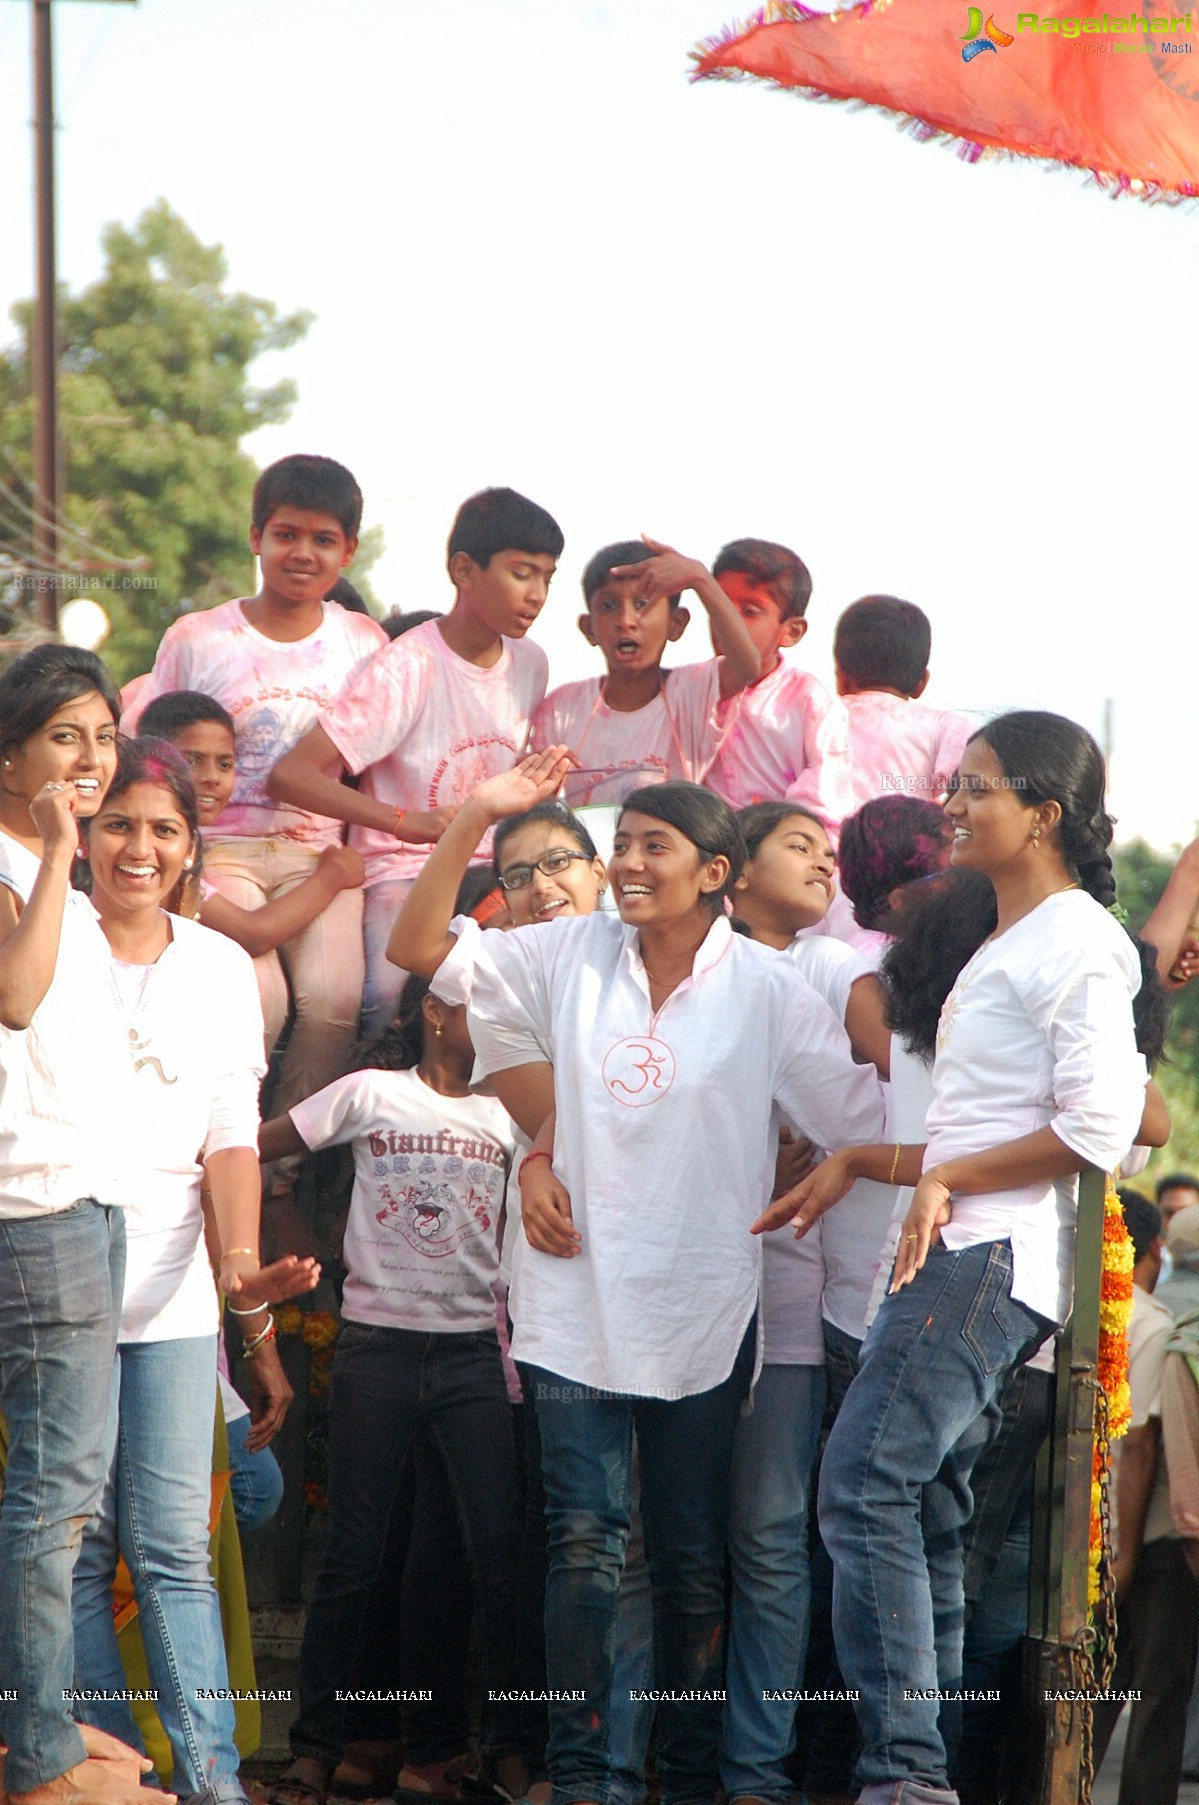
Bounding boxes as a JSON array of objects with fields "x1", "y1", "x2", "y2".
[
  {"x1": 320, "y1": 619, "x2": 548, "y2": 888},
  {"x1": 707, "y1": 661, "x2": 854, "y2": 828},
  {"x1": 136, "y1": 598, "x2": 386, "y2": 848},
  {"x1": 839, "y1": 690, "x2": 974, "y2": 811},
  {"x1": 530, "y1": 663, "x2": 722, "y2": 798}
]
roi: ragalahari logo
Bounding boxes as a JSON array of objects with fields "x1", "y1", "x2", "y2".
[{"x1": 961, "y1": 8, "x2": 1015, "y2": 57}]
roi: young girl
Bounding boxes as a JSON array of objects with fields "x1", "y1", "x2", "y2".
[
  {"x1": 0, "y1": 646, "x2": 152, "y2": 1805},
  {"x1": 765, "y1": 712, "x2": 1148, "y2": 1805},
  {"x1": 68, "y1": 739, "x2": 319, "y2": 1805},
  {"x1": 388, "y1": 752, "x2": 655, "y2": 1805},
  {"x1": 467, "y1": 782, "x2": 886, "y2": 1805},
  {"x1": 262, "y1": 975, "x2": 521, "y2": 1805},
  {"x1": 721, "y1": 801, "x2": 889, "y2": 1805}
]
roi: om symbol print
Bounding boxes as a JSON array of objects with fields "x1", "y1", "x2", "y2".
[{"x1": 601, "y1": 1036, "x2": 677, "y2": 1107}]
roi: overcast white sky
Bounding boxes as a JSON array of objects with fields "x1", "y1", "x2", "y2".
[{"x1": 1, "y1": 0, "x2": 1195, "y2": 848}]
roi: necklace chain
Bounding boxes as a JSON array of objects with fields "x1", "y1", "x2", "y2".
[{"x1": 108, "y1": 960, "x2": 177, "y2": 1085}]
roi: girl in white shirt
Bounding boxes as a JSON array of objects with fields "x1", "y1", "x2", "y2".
[
  {"x1": 0, "y1": 646, "x2": 152, "y2": 1805},
  {"x1": 258, "y1": 972, "x2": 522, "y2": 1805},
  {"x1": 67, "y1": 739, "x2": 320, "y2": 1805},
  {"x1": 720, "y1": 801, "x2": 890, "y2": 1805},
  {"x1": 760, "y1": 713, "x2": 1146, "y2": 1805},
  {"x1": 466, "y1": 781, "x2": 885, "y2": 1805}
]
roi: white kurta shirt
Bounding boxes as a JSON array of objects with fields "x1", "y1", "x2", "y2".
[
  {"x1": 467, "y1": 912, "x2": 885, "y2": 1397},
  {"x1": 924, "y1": 889, "x2": 1145, "y2": 1325}
]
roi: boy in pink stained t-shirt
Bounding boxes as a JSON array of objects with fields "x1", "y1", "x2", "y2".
[
  {"x1": 530, "y1": 536, "x2": 760, "y2": 804},
  {"x1": 268, "y1": 486, "x2": 563, "y2": 1036},
  {"x1": 133, "y1": 453, "x2": 385, "y2": 1118},
  {"x1": 828, "y1": 595, "x2": 973, "y2": 813},
  {"x1": 702, "y1": 538, "x2": 853, "y2": 828}
]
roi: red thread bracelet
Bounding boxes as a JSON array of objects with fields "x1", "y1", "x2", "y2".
[
  {"x1": 393, "y1": 808, "x2": 408, "y2": 840},
  {"x1": 519, "y1": 1150, "x2": 553, "y2": 1184}
]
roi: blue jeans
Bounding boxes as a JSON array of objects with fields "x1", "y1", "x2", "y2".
[
  {"x1": 291, "y1": 1323, "x2": 520, "y2": 1766},
  {"x1": 527, "y1": 1320, "x2": 755, "y2": 1805},
  {"x1": 71, "y1": 1333, "x2": 248, "y2": 1805},
  {"x1": 722, "y1": 1362, "x2": 826, "y2": 1805},
  {"x1": 0, "y1": 1199, "x2": 125, "y2": 1795},
  {"x1": 225, "y1": 1410, "x2": 285, "y2": 1533},
  {"x1": 610, "y1": 1454, "x2": 654, "y2": 1805},
  {"x1": 818, "y1": 1241, "x2": 1048, "y2": 1805}
]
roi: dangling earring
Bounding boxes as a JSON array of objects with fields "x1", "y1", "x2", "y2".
[
  {"x1": 433, "y1": 1022, "x2": 443, "y2": 1038},
  {"x1": 1031, "y1": 826, "x2": 1041, "y2": 849}
]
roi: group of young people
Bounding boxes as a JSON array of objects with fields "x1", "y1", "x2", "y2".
[{"x1": 0, "y1": 451, "x2": 1175, "y2": 1805}]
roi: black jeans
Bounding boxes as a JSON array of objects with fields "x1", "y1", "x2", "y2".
[
  {"x1": 1092, "y1": 1537, "x2": 1199, "y2": 1805},
  {"x1": 290, "y1": 1323, "x2": 520, "y2": 1765},
  {"x1": 341, "y1": 1428, "x2": 474, "y2": 1761}
]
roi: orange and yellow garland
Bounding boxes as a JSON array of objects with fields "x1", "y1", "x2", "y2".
[{"x1": 1089, "y1": 1175, "x2": 1134, "y2": 1608}]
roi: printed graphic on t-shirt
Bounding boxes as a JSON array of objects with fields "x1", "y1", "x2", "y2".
[
  {"x1": 601, "y1": 1036, "x2": 677, "y2": 1106},
  {"x1": 367, "y1": 1128, "x2": 505, "y2": 1258}
]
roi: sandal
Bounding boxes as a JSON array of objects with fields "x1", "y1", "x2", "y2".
[
  {"x1": 394, "y1": 1756, "x2": 489, "y2": 1805},
  {"x1": 332, "y1": 1741, "x2": 406, "y2": 1802},
  {"x1": 267, "y1": 1758, "x2": 334, "y2": 1805}
]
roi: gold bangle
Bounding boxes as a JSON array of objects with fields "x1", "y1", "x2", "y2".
[
  {"x1": 888, "y1": 1144, "x2": 902, "y2": 1186},
  {"x1": 220, "y1": 1247, "x2": 259, "y2": 1265}
]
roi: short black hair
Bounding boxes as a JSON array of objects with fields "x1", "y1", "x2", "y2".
[
  {"x1": 383, "y1": 609, "x2": 442, "y2": 641},
  {"x1": 713, "y1": 538, "x2": 812, "y2": 621},
  {"x1": 492, "y1": 800, "x2": 598, "y2": 872},
  {"x1": 835, "y1": 595, "x2": 931, "y2": 695},
  {"x1": 138, "y1": 690, "x2": 235, "y2": 742},
  {"x1": 837, "y1": 795, "x2": 953, "y2": 931},
  {"x1": 325, "y1": 577, "x2": 370, "y2": 615},
  {"x1": 736, "y1": 800, "x2": 826, "y2": 861},
  {"x1": 582, "y1": 541, "x2": 681, "y2": 609},
  {"x1": 446, "y1": 488, "x2": 563, "y2": 572},
  {"x1": 1119, "y1": 1188, "x2": 1162, "y2": 1265},
  {"x1": 251, "y1": 454, "x2": 363, "y2": 538},
  {"x1": 1156, "y1": 1172, "x2": 1199, "y2": 1205}
]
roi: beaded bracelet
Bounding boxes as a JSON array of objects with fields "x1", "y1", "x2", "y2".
[{"x1": 888, "y1": 1144, "x2": 902, "y2": 1185}]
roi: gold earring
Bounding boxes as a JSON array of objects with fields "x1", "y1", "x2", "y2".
[
  {"x1": 1031, "y1": 827, "x2": 1041, "y2": 848},
  {"x1": 433, "y1": 1023, "x2": 443, "y2": 1038}
]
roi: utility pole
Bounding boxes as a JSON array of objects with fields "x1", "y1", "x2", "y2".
[{"x1": 31, "y1": 0, "x2": 58, "y2": 630}]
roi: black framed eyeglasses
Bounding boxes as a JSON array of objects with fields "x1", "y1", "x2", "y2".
[{"x1": 498, "y1": 849, "x2": 591, "y2": 892}]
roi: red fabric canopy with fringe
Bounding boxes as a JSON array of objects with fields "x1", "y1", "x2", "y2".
[{"x1": 691, "y1": 0, "x2": 1199, "y2": 201}]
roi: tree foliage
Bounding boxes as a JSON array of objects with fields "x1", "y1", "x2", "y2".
[{"x1": 0, "y1": 201, "x2": 311, "y2": 678}]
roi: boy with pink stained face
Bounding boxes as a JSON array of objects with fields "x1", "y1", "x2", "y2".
[
  {"x1": 132, "y1": 454, "x2": 385, "y2": 1131},
  {"x1": 268, "y1": 487, "x2": 564, "y2": 1037},
  {"x1": 703, "y1": 538, "x2": 854, "y2": 831}
]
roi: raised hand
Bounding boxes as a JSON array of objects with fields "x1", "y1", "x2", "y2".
[
  {"x1": 472, "y1": 747, "x2": 576, "y2": 823},
  {"x1": 608, "y1": 535, "x2": 708, "y2": 603}
]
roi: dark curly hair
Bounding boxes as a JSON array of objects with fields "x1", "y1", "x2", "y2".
[{"x1": 879, "y1": 868, "x2": 997, "y2": 1062}]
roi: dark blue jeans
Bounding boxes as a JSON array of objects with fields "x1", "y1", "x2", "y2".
[
  {"x1": 290, "y1": 1323, "x2": 520, "y2": 1767},
  {"x1": 527, "y1": 1320, "x2": 755, "y2": 1805},
  {"x1": 819, "y1": 1241, "x2": 1048, "y2": 1805},
  {"x1": 0, "y1": 1199, "x2": 125, "y2": 1794}
]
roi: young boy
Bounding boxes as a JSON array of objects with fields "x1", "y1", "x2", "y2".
[
  {"x1": 530, "y1": 535, "x2": 760, "y2": 800},
  {"x1": 833, "y1": 595, "x2": 973, "y2": 809},
  {"x1": 132, "y1": 453, "x2": 386, "y2": 1113},
  {"x1": 268, "y1": 485, "x2": 563, "y2": 1035},
  {"x1": 702, "y1": 537, "x2": 853, "y2": 825},
  {"x1": 138, "y1": 690, "x2": 365, "y2": 1054}
]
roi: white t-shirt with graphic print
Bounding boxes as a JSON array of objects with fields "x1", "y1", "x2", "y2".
[{"x1": 288, "y1": 1066, "x2": 514, "y2": 1333}]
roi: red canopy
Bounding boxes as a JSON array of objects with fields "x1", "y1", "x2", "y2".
[{"x1": 692, "y1": 0, "x2": 1199, "y2": 200}]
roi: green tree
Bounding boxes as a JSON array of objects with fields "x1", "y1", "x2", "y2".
[
  {"x1": 0, "y1": 201, "x2": 311, "y2": 678},
  {"x1": 1114, "y1": 837, "x2": 1199, "y2": 1181}
]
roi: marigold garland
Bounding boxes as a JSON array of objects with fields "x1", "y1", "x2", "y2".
[
  {"x1": 272, "y1": 1306, "x2": 342, "y2": 1509},
  {"x1": 1089, "y1": 1175, "x2": 1134, "y2": 1608}
]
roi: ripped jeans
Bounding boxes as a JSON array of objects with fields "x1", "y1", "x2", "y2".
[{"x1": 525, "y1": 1321, "x2": 755, "y2": 1805}]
